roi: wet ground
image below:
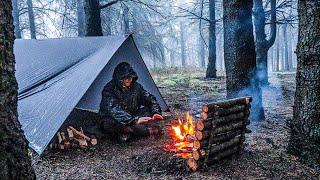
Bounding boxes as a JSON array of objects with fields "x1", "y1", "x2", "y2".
[{"x1": 33, "y1": 69, "x2": 319, "y2": 179}]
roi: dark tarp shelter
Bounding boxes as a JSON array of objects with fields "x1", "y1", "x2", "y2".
[{"x1": 14, "y1": 35, "x2": 168, "y2": 155}]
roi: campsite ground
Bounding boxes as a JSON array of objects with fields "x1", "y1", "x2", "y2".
[{"x1": 33, "y1": 69, "x2": 319, "y2": 179}]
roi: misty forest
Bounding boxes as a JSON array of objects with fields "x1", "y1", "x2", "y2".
[{"x1": 0, "y1": 0, "x2": 319, "y2": 179}]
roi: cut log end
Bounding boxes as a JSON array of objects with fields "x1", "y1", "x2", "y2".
[
  {"x1": 192, "y1": 150, "x2": 200, "y2": 161},
  {"x1": 187, "y1": 158, "x2": 198, "y2": 172},
  {"x1": 193, "y1": 140, "x2": 201, "y2": 149}
]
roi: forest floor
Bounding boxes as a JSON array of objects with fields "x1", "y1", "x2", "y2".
[{"x1": 33, "y1": 69, "x2": 320, "y2": 179}]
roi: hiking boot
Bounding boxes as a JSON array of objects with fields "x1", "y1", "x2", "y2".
[
  {"x1": 148, "y1": 125, "x2": 163, "y2": 136},
  {"x1": 118, "y1": 133, "x2": 131, "y2": 143}
]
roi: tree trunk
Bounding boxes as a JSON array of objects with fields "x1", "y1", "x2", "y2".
[
  {"x1": 26, "y1": 0, "x2": 36, "y2": 39},
  {"x1": 77, "y1": 0, "x2": 85, "y2": 37},
  {"x1": 12, "y1": 0, "x2": 21, "y2": 39},
  {"x1": 288, "y1": 25, "x2": 293, "y2": 70},
  {"x1": 206, "y1": 0, "x2": 217, "y2": 78},
  {"x1": 170, "y1": 50, "x2": 175, "y2": 67},
  {"x1": 0, "y1": 1, "x2": 35, "y2": 179},
  {"x1": 253, "y1": 0, "x2": 276, "y2": 86},
  {"x1": 223, "y1": 0, "x2": 265, "y2": 121},
  {"x1": 180, "y1": 22, "x2": 186, "y2": 67},
  {"x1": 199, "y1": 33, "x2": 206, "y2": 68},
  {"x1": 275, "y1": 26, "x2": 280, "y2": 71},
  {"x1": 123, "y1": 5, "x2": 130, "y2": 34},
  {"x1": 283, "y1": 23, "x2": 289, "y2": 71},
  {"x1": 270, "y1": 46, "x2": 274, "y2": 71},
  {"x1": 85, "y1": 0, "x2": 103, "y2": 36},
  {"x1": 288, "y1": 0, "x2": 320, "y2": 166}
]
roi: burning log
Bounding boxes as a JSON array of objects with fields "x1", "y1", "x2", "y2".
[
  {"x1": 202, "y1": 96, "x2": 252, "y2": 112},
  {"x1": 195, "y1": 130, "x2": 210, "y2": 141},
  {"x1": 196, "y1": 120, "x2": 212, "y2": 131}
]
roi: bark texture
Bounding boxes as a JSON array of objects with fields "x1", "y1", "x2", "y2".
[
  {"x1": 85, "y1": 0, "x2": 103, "y2": 36},
  {"x1": 288, "y1": 0, "x2": 320, "y2": 167},
  {"x1": 0, "y1": 0, "x2": 35, "y2": 179},
  {"x1": 223, "y1": 0, "x2": 265, "y2": 121},
  {"x1": 206, "y1": 0, "x2": 217, "y2": 78}
]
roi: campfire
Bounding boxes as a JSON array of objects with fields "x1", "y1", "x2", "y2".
[
  {"x1": 164, "y1": 97, "x2": 252, "y2": 171},
  {"x1": 164, "y1": 112, "x2": 198, "y2": 158}
]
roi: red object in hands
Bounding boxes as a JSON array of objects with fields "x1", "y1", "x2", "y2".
[{"x1": 152, "y1": 114, "x2": 164, "y2": 121}]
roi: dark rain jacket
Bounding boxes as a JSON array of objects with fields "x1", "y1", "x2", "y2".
[{"x1": 99, "y1": 62, "x2": 162, "y2": 125}]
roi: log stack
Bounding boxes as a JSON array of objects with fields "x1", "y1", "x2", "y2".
[
  {"x1": 187, "y1": 96, "x2": 252, "y2": 171},
  {"x1": 49, "y1": 126, "x2": 97, "y2": 150}
]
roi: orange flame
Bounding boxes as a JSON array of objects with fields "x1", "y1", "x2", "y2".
[{"x1": 164, "y1": 112, "x2": 196, "y2": 158}]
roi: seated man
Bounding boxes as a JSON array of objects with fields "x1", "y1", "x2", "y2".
[{"x1": 99, "y1": 62, "x2": 163, "y2": 142}]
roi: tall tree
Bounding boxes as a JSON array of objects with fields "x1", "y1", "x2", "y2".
[
  {"x1": 275, "y1": 26, "x2": 280, "y2": 71},
  {"x1": 122, "y1": 4, "x2": 130, "y2": 34},
  {"x1": 84, "y1": 0, "x2": 103, "y2": 36},
  {"x1": 0, "y1": 0, "x2": 35, "y2": 178},
  {"x1": 12, "y1": 0, "x2": 21, "y2": 38},
  {"x1": 223, "y1": 0, "x2": 265, "y2": 121},
  {"x1": 253, "y1": 0, "x2": 276, "y2": 86},
  {"x1": 26, "y1": 0, "x2": 36, "y2": 39},
  {"x1": 84, "y1": 0, "x2": 120, "y2": 36},
  {"x1": 288, "y1": 0, "x2": 320, "y2": 166},
  {"x1": 283, "y1": 23, "x2": 289, "y2": 71},
  {"x1": 77, "y1": 0, "x2": 85, "y2": 36},
  {"x1": 180, "y1": 21, "x2": 186, "y2": 67},
  {"x1": 206, "y1": 0, "x2": 217, "y2": 78},
  {"x1": 198, "y1": 33, "x2": 205, "y2": 68}
]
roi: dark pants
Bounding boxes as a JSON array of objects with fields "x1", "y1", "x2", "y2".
[{"x1": 101, "y1": 106, "x2": 152, "y2": 138}]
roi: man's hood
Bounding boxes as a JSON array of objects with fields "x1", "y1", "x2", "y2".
[{"x1": 112, "y1": 62, "x2": 138, "y2": 87}]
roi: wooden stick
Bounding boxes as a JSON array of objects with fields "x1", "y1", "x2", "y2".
[
  {"x1": 69, "y1": 126, "x2": 91, "y2": 141},
  {"x1": 208, "y1": 136, "x2": 241, "y2": 155},
  {"x1": 197, "y1": 130, "x2": 242, "y2": 149},
  {"x1": 202, "y1": 110, "x2": 246, "y2": 123},
  {"x1": 214, "y1": 105, "x2": 249, "y2": 117},
  {"x1": 213, "y1": 112, "x2": 245, "y2": 124},
  {"x1": 214, "y1": 121, "x2": 244, "y2": 134},
  {"x1": 57, "y1": 132, "x2": 63, "y2": 144},
  {"x1": 67, "y1": 128, "x2": 74, "y2": 140},
  {"x1": 204, "y1": 97, "x2": 252, "y2": 111}
]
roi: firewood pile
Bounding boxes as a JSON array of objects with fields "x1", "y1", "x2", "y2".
[
  {"x1": 187, "y1": 96, "x2": 252, "y2": 171},
  {"x1": 165, "y1": 96, "x2": 252, "y2": 171},
  {"x1": 49, "y1": 126, "x2": 97, "y2": 150}
]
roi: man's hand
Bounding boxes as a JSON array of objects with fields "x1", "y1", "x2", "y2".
[
  {"x1": 136, "y1": 117, "x2": 152, "y2": 125},
  {"x1": 152, "y1": 114, "x2": 163, "y2": 121}
]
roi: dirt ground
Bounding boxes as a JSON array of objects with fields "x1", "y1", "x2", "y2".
[{"x1": 32, "y1": 69, "x2": 320, "y2": 179}]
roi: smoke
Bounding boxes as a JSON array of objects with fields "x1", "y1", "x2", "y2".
[{"x1": 227, "y1": 68, "x2": 265, "y2": 122}]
